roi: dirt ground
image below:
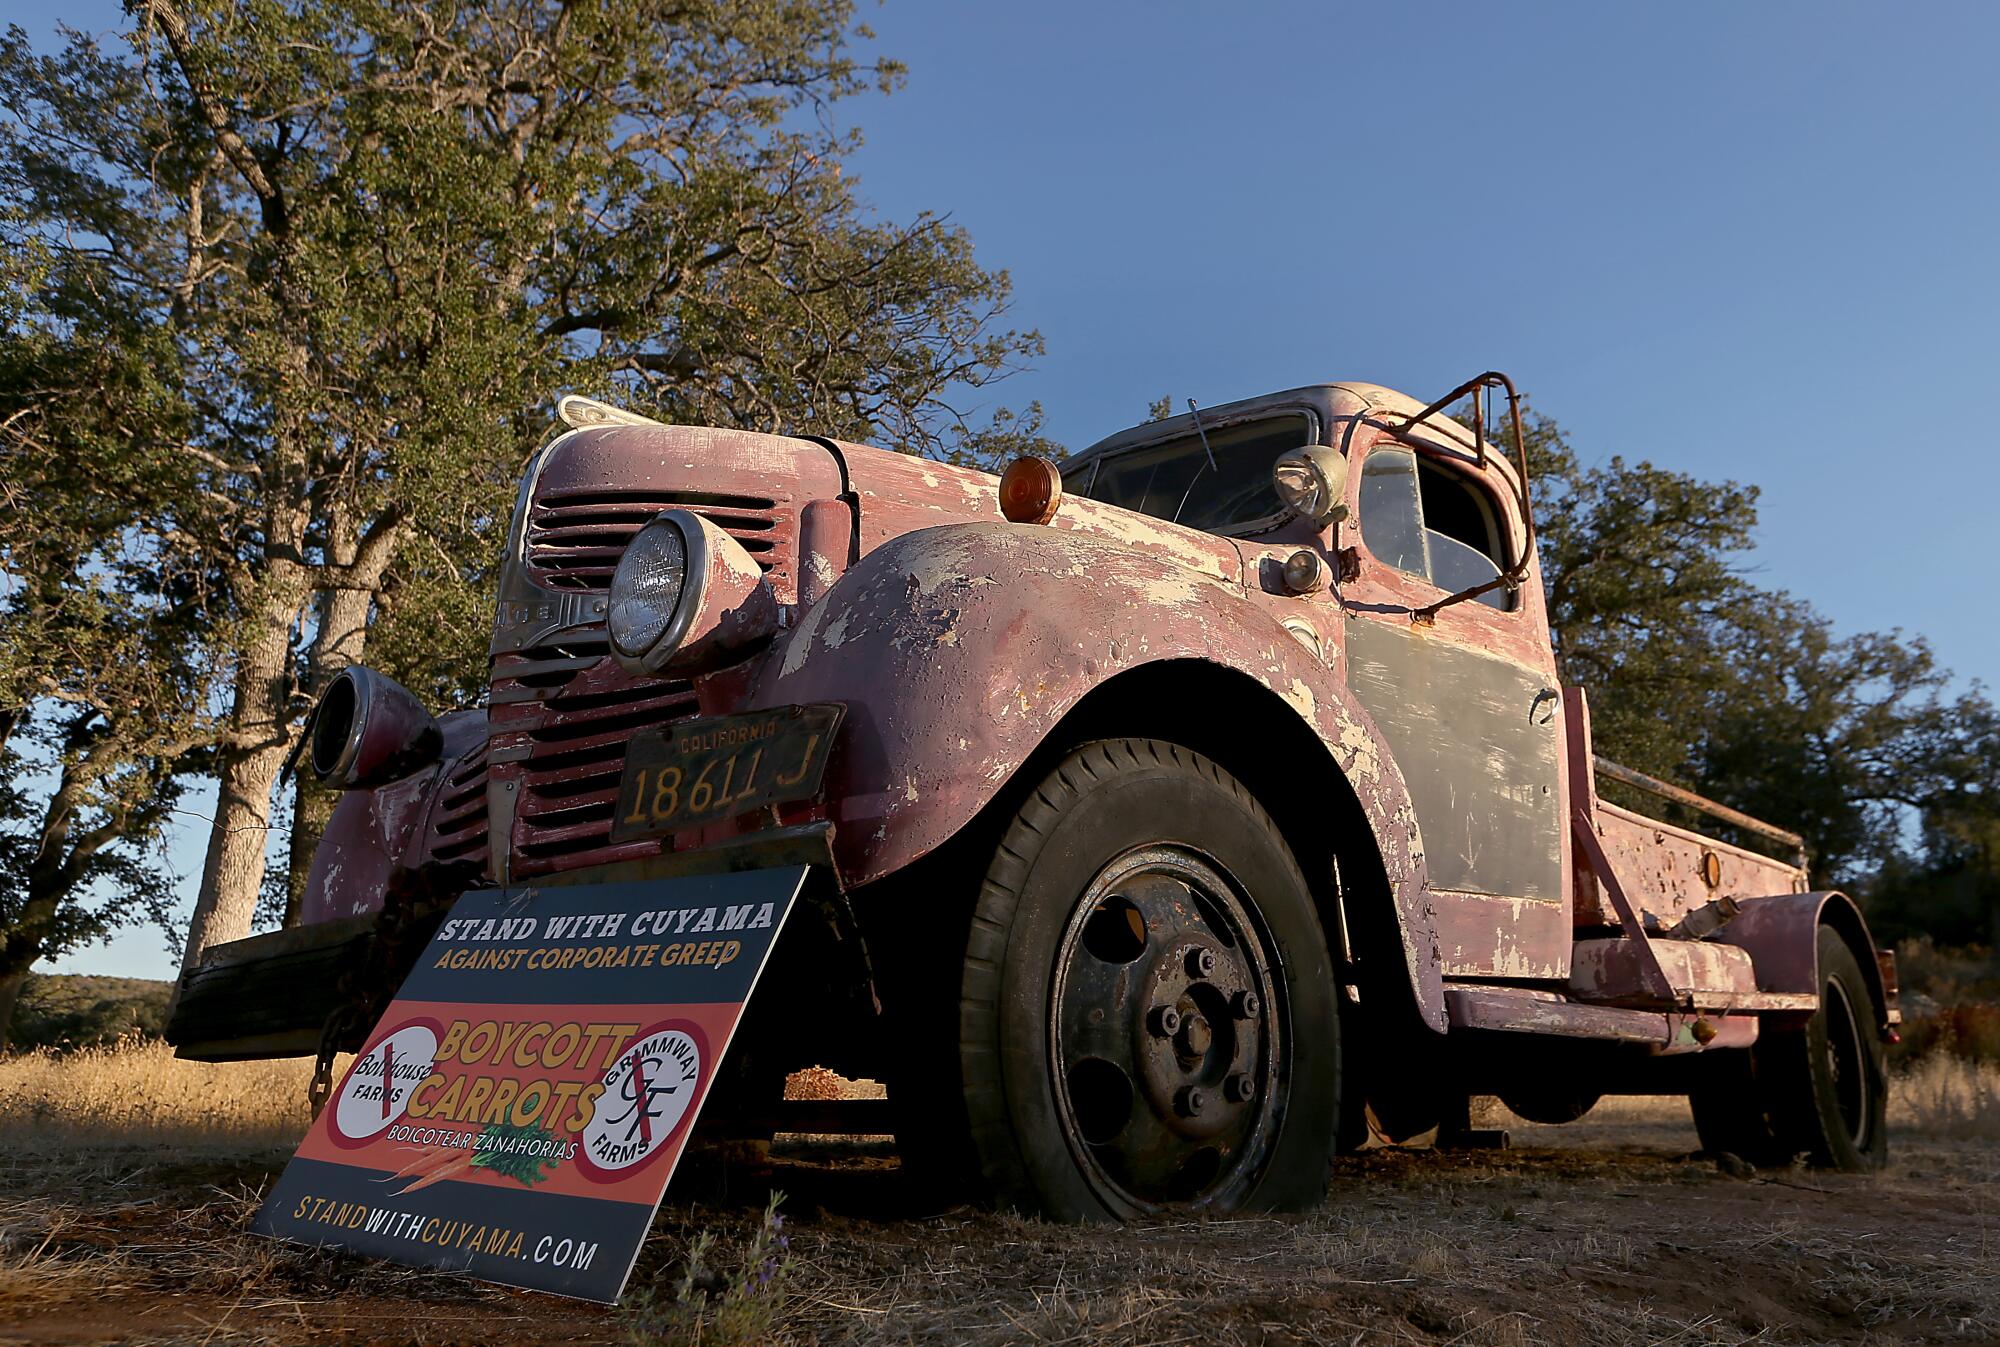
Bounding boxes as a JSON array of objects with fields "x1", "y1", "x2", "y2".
[{"x1": 2, "y1": 1095, "x2": 1995, "y2": 1347}]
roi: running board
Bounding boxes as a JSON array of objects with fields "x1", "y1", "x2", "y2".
[{"x1": 1444, "y1": 986, "x2": 1758, "y2": 1054}]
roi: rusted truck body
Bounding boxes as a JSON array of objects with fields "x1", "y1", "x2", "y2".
[{"x1": 170, "y1": 374, "x2": 1898, "y2": 1217}]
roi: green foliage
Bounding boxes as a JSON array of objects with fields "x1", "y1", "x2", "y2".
[
  {"x1": 951, "y1": 400, "x2": 1062, "y2": 471},
  {"x1": 1894, "y1": 937, "x2": 2000, "y2": 1006},
  {"x1": 0, "y1": 0, "x2": 1048, "y2": 960},
  {"x1": 0, "y1": 197, "x2": 211, "y2": 1020},
  {"x1": 1524, "y1": 411, "x2": 1762, "y2": 782},
  {"x1": 7, "y1": 974, "x2": 170, "y2": 1053},
  {"x1": 365, "y1": 554, "x2": 504, "y2": 713},
  {"x1": 1892, "y1": 1003, "x2": 2000, "y2": 1069},
  {"x1": 469, "y1": 1121, "x2": 564, "y2": 1187},
  {"x1": 1519, "y1": 402, "x2": 1996, "y2": 926},
  {"x1": 624, "y1": 1191, "x2": 795, "y2": 1347}
]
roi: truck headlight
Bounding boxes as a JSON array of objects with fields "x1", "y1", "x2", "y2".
[
  {"x1": 308, "y1": 667, "x2": 442, "y2": 789},
  {"x1": 608, "y1": 508, "x2": 779, "y2": 675},
  {"x1": 1271, "y1": 445, "x2": 1350, "y2": 528},
  {"x1": 608, "y1": 516, "x2": 690, "y2": 658}
]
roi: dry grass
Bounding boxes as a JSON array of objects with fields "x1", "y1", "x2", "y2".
[
  {"x1": 761, "y1": 1148, "x2": 2000, "y2": 1346},
  {"x1": 0, "y1": 1209, "x2": 127, "y2": 1311},
  {"x1": 1, "y1": 1042, "x2": 1996, "y2": 1344},
  {"x1": 0, "y1": 1037, "x2": 323, "y2": 1150},
  {"x1": 1891, "y1": 1053, "x2": 2000, "y2": 1140},
  {"x1": 1483, "y1": 1058, "x2": 2000, "y2": 1149},
  {"x1": 12, "y1": 1039, "x2": 1982, "y2": 1155}
]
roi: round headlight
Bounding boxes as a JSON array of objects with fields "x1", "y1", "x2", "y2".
[
  {"x1": 608, "y1": 517, "x2": 689, "y2": 657},
  {"x1": 1271, "y1": 458, "x2": 1326, "y2": 519},
  {"x1": 606, "y1": 509, "x2": 780, "y2": 676},
  {"x1": 1270, "y1": 445, "x2": 1350, "y2": 528}
]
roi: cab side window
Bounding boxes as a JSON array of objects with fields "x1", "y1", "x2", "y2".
[
  {"x1": 1358, "y1": 449, "x2": 1427, "y2": 574},
  {"x1": 1357, "y1": 447, "x2": 1514, "y2": 610}
]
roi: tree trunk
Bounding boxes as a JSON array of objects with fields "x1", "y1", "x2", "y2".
[
  {"x1": 175, "y1": 556, "x2": 311, "y2": 988},
  {"x1": 0, "y1": 908, "x2": 47, "y2": 1055},
  {"x1": 0, "y1": 736, "x2": 89, "y2": 1051},
  {"x1": 0, "y1": 967, "x2": 26, "y2": 1054}
]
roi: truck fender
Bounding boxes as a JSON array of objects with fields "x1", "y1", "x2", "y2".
[
  {"x1": 749, "y1": 520, "x2": 1446, "y2": 1031},
  {"x1": 298, "y1": 709, "x2": 489, "y2": 925},
  {"x1": 1716, "y1": 890, "x2": 1890, "y2": 1028}
]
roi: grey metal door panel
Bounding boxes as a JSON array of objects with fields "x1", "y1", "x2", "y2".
[{"x1": 1344, "y1": 617, "x2": 1562, "y2": 902}]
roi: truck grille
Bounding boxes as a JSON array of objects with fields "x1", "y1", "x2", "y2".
[
  {"x1": 431, "y1": 743, "x2": 489, "y2": 866},
  {"x1": 488, "y1": 640, "x2": 702, "y2": 874},
  {"x1": 485, "y1": 426, "x2": 844, "y2": 880},
  {"x1": 525, "y1": 489, "x2": 785, "y2": 592}
]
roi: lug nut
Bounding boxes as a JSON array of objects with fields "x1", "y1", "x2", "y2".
[
  {"x1": 1224, "y1": 1072, "x2": 1255, "y2": 1104},
  {"x1": 1186, "y1": 947, "x2": 1217, "y2": 979},
  {"x1": 1148, "y1": 1005, "x2": 1182, "y2": 1037},
  {"x1": 1175, "y1": 1086, "x2": 1207, "y2": 1117},
  {"x1": 1231, "y1": 989, "x2": 1261, "y2": 1020}
]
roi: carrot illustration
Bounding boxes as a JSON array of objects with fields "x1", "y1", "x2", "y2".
[
  {"x1": 392, "y1": 1156, "x2": 477, "y2": 1194},
  {"x1": 377, "y1": 1146, "x2": 460, "y2": 1184}
]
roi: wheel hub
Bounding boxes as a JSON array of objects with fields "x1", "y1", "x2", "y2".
[
  {"x1": 1049, "y1": 847, "x2": 1284, "y2": 1209},
  {"x1": 1134, "y1": 934, "x2": 1258, "y2": 1143}
]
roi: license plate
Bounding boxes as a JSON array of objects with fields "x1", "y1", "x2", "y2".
[{"x1": 610, "y1": 703, "x2": 845, "y2": 841}]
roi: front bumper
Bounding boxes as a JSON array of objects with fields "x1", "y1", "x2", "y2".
[{"x1": 167, "y1": 821, "x2": 843, "y2": 1063}]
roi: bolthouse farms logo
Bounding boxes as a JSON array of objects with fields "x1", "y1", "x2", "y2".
[
  {"x1": 577, "y1": 1024, "x2": 706, "y2": 1176},
  {"x1": 333, "y1": 1023, "x2": 441, "y2": 1143}
]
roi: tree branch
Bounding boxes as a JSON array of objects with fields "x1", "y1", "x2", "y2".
[{"x1": 143, "y1": 0, "x2": 287, "y2": 231}]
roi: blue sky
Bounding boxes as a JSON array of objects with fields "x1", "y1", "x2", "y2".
[{"x1": 14, "y1": 2, "x2": 1997, "y2": 980}]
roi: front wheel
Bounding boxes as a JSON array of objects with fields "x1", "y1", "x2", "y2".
[{"x1": 950, "y1": 739, "x2": 1340, "y2": 1219}]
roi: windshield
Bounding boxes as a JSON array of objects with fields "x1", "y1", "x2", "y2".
[{"x1": 1080, "y1": 413, "x2": 1313, "y2": 533}]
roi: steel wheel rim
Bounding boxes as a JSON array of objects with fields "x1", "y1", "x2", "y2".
[
  {"x1": 1824, "y1": 976, "x2": 1870, "y2": 1150},
  {"x1": 1047, "y1": 845, "x2": 1287, "y2": 1212}
]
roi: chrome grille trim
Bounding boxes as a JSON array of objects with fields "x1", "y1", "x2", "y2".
[{"x1": 525, "y1": 489, "x2": 785, "y2": 593}]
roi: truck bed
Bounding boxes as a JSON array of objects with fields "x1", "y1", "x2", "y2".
[{"x1": 1579, "y1": 795, "x2": 1806, "y2": 931}]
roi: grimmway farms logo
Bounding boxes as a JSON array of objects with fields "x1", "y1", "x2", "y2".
[
  {"x1": 576, "y1": 1023, "x2": 705, "y2": 1177},
  {"x1": 333, "y1": 1023, "x2": 440, "y2": 1143}
]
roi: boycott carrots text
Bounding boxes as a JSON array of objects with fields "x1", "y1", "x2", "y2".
[
  {"x1": 396, "y1": 1019, "x2": 642, "y2": 1133},
  {"x1": 435, "y1": 1019, "x2": 640, "y2": 1071}
]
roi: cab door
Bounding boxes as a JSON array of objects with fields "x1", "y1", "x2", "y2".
[{"x1": 1339, "y1": 433, "x2": 1571, "y2": 979}]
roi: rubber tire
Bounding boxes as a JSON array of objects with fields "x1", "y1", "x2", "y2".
[
  {"x1": 956, "y1": 738, "x2": 1340, "y2": 1220},
  {"x1": 1690, "y1": 926, "x2": 1888, "y2": 1171},
  {"x1": 1768, "y1": 927, "x2": 1889, "y2": 1170},
  {"x1": 1689, "y1": 1048, "x2": 1782, "y2": 1163}
]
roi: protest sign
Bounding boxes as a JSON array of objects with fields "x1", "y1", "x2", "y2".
[{"x1": 254, "y1": 866, "x2": 807, "y2": 1302}]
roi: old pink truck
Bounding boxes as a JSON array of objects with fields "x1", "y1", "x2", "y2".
[{"x1": 169, "y1": 373, "x2": 1898, "y2": 1217}]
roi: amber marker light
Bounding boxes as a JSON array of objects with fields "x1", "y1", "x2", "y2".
[{"x1": 999, "y1": 455, "x2": 1064, "y2": 524}]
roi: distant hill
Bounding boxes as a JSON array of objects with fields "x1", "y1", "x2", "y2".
[{"x1": 10, "y1": 973, "x2": 172, "y2": 1052}]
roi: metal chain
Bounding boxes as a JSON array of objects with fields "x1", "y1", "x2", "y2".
[
  {"x1": 308, "y1": 1007, "x2": 349, "y2": 1120},
  {"x1": 302, "y1": 872, "x2": 465, "y2": 1120}
]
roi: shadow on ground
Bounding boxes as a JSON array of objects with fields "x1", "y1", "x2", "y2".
[{"x1": 2, "y1": 1101, "x2": 1995, "y2": 1346}]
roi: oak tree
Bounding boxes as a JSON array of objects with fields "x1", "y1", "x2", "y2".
[{"x1": 0, "y1": 0, "x2": 1044, "y2": 983}]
